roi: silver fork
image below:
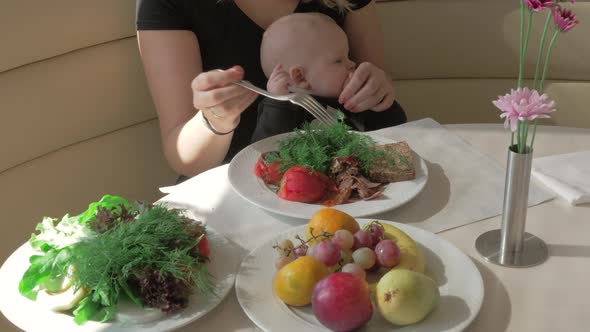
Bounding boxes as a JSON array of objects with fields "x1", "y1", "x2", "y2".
[{"x1": 233, "y1": 80, "x2": 338, "y2": 125}]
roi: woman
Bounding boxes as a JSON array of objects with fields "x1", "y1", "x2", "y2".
[{"x1": 136, "y1": 0, "x2": 396, "y2": 179}]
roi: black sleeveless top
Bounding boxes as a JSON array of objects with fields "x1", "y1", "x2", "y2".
[{"x1": 136, "y1": 0, "x2": 371, "y2": 162}]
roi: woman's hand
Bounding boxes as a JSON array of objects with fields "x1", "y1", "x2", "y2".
[
  {"x1": 191, "y1": 66, "x2": 258, "y2": 133},
  {"x1": 338, "y1": 62, "x2": 395, "y2": 113}
]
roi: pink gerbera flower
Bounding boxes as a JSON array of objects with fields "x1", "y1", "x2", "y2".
[
  {"x1": 524, "y1": 0, "x2": 557, "y2": 12},
  {"x1": 552, "y1": 5, "x2": 579, "y2": 32},
  {"x1": 493, "y1": 87, "x2": 557, "y2": 132}
]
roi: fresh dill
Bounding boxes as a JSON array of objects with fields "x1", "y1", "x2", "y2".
[
  {"x1": 275, "y1": 120, "x2": 405, "y2": 175},
  {"x1": 70, "y1": 205, "x2": 213, "y2": 308}
]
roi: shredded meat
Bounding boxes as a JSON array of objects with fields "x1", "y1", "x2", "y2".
[{"x1": 329, "y1": 156, "x2": 384, "y2": 204}]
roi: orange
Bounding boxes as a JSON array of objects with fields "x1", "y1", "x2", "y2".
[
  {"x1": 305, "y1": 208, "x2": 360, "y2": 244},
  {"x1": 273, "y1": 256, "x2": 330, "y2": 306}
]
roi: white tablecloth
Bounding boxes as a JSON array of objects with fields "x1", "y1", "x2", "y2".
[
  {"x1": 162, "y1": 118, "x2": 554, "y2": 234},
  {"x1": 156, "y1": 123, "x2": 590, "y2": 332}
]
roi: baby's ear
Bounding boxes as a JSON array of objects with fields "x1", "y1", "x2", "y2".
[{"x1": 289, "y1": 66, "x2": 311, "y2": 89}]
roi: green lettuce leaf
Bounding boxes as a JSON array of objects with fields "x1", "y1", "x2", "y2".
[
  {"x1": 78, "y1": 195, "x2": 132, "y2": 224},
  {"x1": 18, "y1": 247, "x2": 72, "y2": 300},
  {"x1": 73, "y1": 292, "x2": 117, "y2": 325},
  {"x1": 30, "y1": 215, "x2": 95, "y2": 250}
]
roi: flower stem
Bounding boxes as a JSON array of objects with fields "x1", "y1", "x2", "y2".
[
  {"x1": 516, "y1": 120, "x2": 522, "y2": 153},
  {"x1": 540, "y1": 30, "x2": 559, "y2": 92},
  {"x1": 519, "y1": 120, "x2": 526, "y2": 153},
  {"x1": 518, "y1": 1, "x2": 526, "y2": 87},
  {"x1": 521, "y1": 11, "x2": 534, "y2": 77},
  {"x1": 533, "y1": 12, "x2": 552, "y2": 90},
  {"x1": 530, "y1": 119, "x2": 539, "y2": 148},
  {"x1": 523, "y1": 120, "x2": 530, "y2": 150}
]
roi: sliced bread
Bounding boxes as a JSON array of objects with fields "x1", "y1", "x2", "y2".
[{"x1": 368, "y1": 141, "x2": 416, "y2": 183}]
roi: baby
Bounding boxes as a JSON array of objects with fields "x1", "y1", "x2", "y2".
[{"x1": 251, "y1": 13, "x2": 406, "y2": 142}]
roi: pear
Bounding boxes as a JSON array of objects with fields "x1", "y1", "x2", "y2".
[{"x1": 376, "y1": 269, "x2": 440, "y2": 325}]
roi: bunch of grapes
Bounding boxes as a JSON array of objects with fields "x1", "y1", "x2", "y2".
[
  {"x1": 273, "y1": 230, "x2": 346, "y2": 271},
  {"x1": 273, "y1": 221, "x2": 401, "y2": 280},
  {"x1": 350, "y1": 222, "x2": 402, "y2": 270}
]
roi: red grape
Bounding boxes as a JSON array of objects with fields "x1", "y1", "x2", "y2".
[
  {"x1": 313, "y1": 241, "x2": 341, "y2": 266},
  {"x1": 293, "y1": 244, "x2": 308, "y2": 258},
  {"x1": 368, "y1": 223, "x2": 384, "y2": 246},
  {"x1": 353, "y1": 230, "x2": 373, "y2": 250},
  {"x1": 374, "y1": 239, "x2": 401, "y2": 268}
]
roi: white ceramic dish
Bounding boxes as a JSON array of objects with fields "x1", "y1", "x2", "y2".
[
  {"x1": 228, "y1": 133, "x2": 428, "y2": 219},
  {"x1": 235, "y1": 218, "x2": 484, "y2": 332},
  {"x1": 0, "y1": 225, "x2": 238, "y2": 332}
]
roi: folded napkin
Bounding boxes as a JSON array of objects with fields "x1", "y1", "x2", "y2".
[
  {"x1": 369, "y1": 118, "x2": 553, "y2": 233},
  {"x1": 532, "y1": 151, "x2": 590, "y2": 205}
]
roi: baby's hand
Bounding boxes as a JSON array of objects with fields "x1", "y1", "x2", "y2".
[
  {"x1": 267, "y1": 64, "x2": 291, "y2": 95},
  {"x1": 339, "y1": 62, "x2": 395, "y2": 113}
]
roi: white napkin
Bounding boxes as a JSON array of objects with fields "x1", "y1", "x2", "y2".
[
  {"x1": 370, "y1": 118, "x2": 554, "y2": 233},
  {"x1": 159, "y1": 166, "x2": 225, "y2": 194},
  {"x1": 532, "y1": 151, "x2": 590, "y2": 205},
  {"x1": 160, "y1": 184, "x2": 180, "y2": 194}
]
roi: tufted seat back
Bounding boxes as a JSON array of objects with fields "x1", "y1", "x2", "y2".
[{"x1": 379, "y1": 0, "x2": 590, "y2": 126}]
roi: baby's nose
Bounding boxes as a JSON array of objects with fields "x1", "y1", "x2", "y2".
[{"x1": 348, "y1": 60, "x2": 356, "y2": 69}]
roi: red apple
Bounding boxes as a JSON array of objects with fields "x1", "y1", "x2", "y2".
[{"x1": 311, "y1": 272, "x2": 373, "y2": 332}]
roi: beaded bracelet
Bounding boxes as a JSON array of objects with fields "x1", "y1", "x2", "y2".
[{"x1": 201, "y1": 112, "x2": 237, "y2": 135}]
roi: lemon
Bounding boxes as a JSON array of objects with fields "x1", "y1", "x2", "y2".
[{"x1": 273, "y1": 256, "x2": 330, "y2": 306}]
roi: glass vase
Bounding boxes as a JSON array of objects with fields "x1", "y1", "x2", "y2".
[{"x1": 475, "y1": 145, "x2": 548, "y2": 267}]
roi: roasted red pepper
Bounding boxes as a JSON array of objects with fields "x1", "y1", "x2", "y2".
[
  {"x1": 278, "y1": 165, "x2": 338, "y2": 203},
  {"x1": 254, "y1": 151, "x2": 284, "y2": 186}
]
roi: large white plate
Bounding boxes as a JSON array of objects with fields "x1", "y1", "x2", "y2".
[
  {"x1": 235, "y1": 219, "x2": 484, "y2": 332},
  {"x1": 0, "y1": 225, "x2": 238, "y2": 332},
  {"x1": 228, "y1": 132, "x2": 428, "y2": 219}
]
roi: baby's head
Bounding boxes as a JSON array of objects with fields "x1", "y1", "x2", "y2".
[{"x1": 261, "y1": 13, "x2": 355, "y2": 97}]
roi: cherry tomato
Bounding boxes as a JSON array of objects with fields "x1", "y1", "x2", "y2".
[{"x1": 194, "y1": 234, "x2": 210, "y2": 257}]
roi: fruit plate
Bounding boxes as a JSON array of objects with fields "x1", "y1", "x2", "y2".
[
  {"x1": 0, "y1": 225, "x2": 239, "y2": 332},
  {"x1": 228, "y1": 132, "x2": 428, "y2": 219},
  {"x1": 235, "y1": 219, "x2": 484, "y2": 332}
]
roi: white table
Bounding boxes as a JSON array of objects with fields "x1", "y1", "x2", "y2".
[
  {"x1": 2, "y1": 124, "x2": 588, "y2": 332},
  {"x1": 166, "y1": 124, "x2": 590, "y2": 332}
]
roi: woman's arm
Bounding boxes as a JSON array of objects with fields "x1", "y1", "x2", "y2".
[
  {"x1": 340, "y1": 1, "x2": 395, "y2": 112},
  {"x1": 137, "y1": 30, "x2": 255, "y2": 177},
  {"x1": 344, "y1": 0, "x2": 387, "y2": 70}
]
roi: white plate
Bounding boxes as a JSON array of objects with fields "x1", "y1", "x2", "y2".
[
  {"x1": 235, "y1": 219, "x2": 484, "y2": 332},
  {"x1": 0, "y1": 225, "x2": 238, "y2": 332},
  {"x1": 228, "y1": 133, "x2": 428, "y2": 219}
]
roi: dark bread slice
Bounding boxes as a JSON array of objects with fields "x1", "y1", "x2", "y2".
[{"x1": 368, "y1": 141, "x2": 416, "y2": 183}]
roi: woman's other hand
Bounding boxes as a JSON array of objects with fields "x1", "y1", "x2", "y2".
[
  {"x1": 191, "y1": 66, "x2": 258, "y2": 133},
  {"x1": 338, "y1": 62, "x2": 395, "y2": 113}
]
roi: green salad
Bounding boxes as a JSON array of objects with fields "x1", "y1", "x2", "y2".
[{"x1": 19, "y1": 195, "x2": 213, "y2": 325}]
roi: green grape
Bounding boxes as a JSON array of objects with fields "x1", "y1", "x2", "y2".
[{"x1": 352, "y1": 247, "x2": 376, "y2": 270}]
